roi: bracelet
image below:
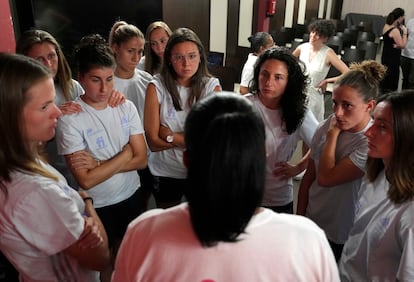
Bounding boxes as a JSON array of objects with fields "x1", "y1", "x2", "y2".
[
  {"x1": 83, "y1": 197, "x2": 94, "y2": 205},
  {"x1": 96, "y1": 159, "x2": 101, "y2": 167}
]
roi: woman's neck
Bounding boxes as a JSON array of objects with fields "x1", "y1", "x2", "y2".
[
  {"x1": 258, "y1": 92, "x2": 281, "y2": 109},
  {"x1": 80, "y1": 94, "x2": 108, "y2": 110},
  {"x1": 176, "y1": 77, "x2": 191, "y2": 87},
  {"x1": 115, "y1": 67, "x2": 134, "y2": 79}
]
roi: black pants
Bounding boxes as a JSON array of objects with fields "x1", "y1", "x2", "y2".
[
  {"x1": 0, "y1": 251, "x2": 18, "y2": 282},
  {"x1": 328, "y1": 239, "x2": 344, "y2": 262},
  {"x1": 401, "y1": 56, "x2": 414, "y2": 89},
  {"x1": 264, "y1": 201, "x2": 294, "y2": 214}
]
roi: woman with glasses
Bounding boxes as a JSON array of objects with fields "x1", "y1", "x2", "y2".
[{"x1": 144, "y1": 27, "x2": 221, "y2": 208}]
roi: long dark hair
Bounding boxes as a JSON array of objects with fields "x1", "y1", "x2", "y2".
[
  {"x1": 366, "y1": 90, "x2": 414, "y2": 204},
  {"x1": 250, "y1": 46, "x2": 309, "y2": 134},
  {"x1": 161, "y1": 27, "x2": 211, "y2": 111},
  {"x1": 184, "y1": 93, "x2": 266, "y2": 247}
]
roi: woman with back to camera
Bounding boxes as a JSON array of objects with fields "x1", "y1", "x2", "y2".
[
  {"x1": 292, "y1": 19, "x2": 348, "y2": 122},
  {"x1": 112, "y1": 93, "x2": 339, "y2": 281},
  {"x1": 339, "y1": 90, "x2": 414, "y2": 281},
  {"x1": 109, "y1": 20, "x2": 154, "y2": 211},
  {"x1": 381, "y1": 7, "x2": 407, "y2": 93},
  {"x1": 55, "y1": 34, "x2": 147, "y2": 281},
  {"x1": 144, "y1": 27, "x2": 221, "y2": 209},
  {"x1": 246, "y1": 46, "x2": 318, "y2": 213},
  {"x1": 297, "y1": 60, "x2": 386, "y2": 261},
  {"x1": 0, "y1": 52, "x2": 109, "y2": 281},
  {"x1": 239, "y1": 31, "x2": 274, "y2": 94},
  {"x1": 137, "y1": 21, "x2": 172, "y2": 74}
]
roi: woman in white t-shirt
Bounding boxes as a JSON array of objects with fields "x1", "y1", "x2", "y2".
[
  {"x1": 113, "y1": 93, "x2": 339, "y2": 282},
  {"x1": 239, "y1": 31, "x2": 274, "y2": 94},
  {"x1": 339, "y1": 90, "x2": 414, "y2": 281},
  {"x1": 144, "y1": 27, "x2": 221, "y2": 208},
  {"x1": 246, "y1": 46, "x2": 318, "y2": 213},
  {"x1": 0, "y1": 52, "x2": 109, "y2": 282},
  {"x1": 297, "y1": 60, "x2": 386, "y2": 261},
  {"x1": 56, "y1": 34, "x2": 148, "y2": 281},
  {"x1": 109, "y1": 20, "x2": 154, "y2": 212}
]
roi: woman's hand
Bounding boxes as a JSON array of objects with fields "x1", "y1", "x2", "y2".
[
  {"x1": 69, "y1": 150, "x2": 99, "y2": 170},
  {"x1": 76, "y1": 216, "x2": 104, "y2": 249},
  {"x1": 273, "y1": 162, "x2": 300, "y2": 180},
  {"x1": 317, "y1": 79, "x2": 328, "y2": 93},
  {"x1": 327, "y1": 115, "x2": 341, "y2": 137},
  {"x1": 59, "y1": 101, "x2": 82, "y2": 115},
  {"x1": 108, "y1": 90, "x2": 126, "y2": 107}
]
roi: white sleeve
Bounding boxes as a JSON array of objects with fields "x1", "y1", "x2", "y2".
[
  {"x1": 13, "y1": 183, "x2": 84, "y2": 255},
  {"x1": 299, "y1": 110, "x2": 319, "y2": 147}
]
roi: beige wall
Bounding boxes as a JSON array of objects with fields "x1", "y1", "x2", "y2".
[{"x1": 342, "y1": 0, "x2": 414, "y2": 19}]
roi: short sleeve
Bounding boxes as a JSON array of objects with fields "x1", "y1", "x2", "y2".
[
  {"x1": 56, "y1": 115, "x2": 86, "y2": 155},
  {"x1": 13, "y1": 183, "x2": 84, "y2": 255}
]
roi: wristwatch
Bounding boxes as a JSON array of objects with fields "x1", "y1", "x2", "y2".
[{"x1": 166, "y1": 133, "x2": 174, "y2": 143}]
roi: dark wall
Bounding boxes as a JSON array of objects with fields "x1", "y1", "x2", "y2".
[
  {"x1": 13, "y1": 0, "x2": 162, "y2": 68},
  {"x1": 163, "y1": 0, "x2": 210, "y2": 50}
]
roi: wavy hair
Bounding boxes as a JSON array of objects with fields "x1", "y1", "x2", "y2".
[
  {"x1": 250, "y1": 46, "x2": 309, "y2": 134},
  {"x1": 184, "y1": 93, "x2": 266, "y2": 247},
  {"x1": 308, "y1": 19, "x2": 335, "y2": 38},
  {"x1": 73, "y1": 34, "x2": 115, "y2": 76}
]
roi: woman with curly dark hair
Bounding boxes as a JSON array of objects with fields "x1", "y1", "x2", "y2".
[
  {"x1": 246, "y1": 46, "x2": 318, "y2": 213},
  {"x1": 293, "y1": 19, "x2": 348, "y2": 122}
]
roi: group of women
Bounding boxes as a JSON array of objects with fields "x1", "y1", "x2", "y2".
[
  {"x1": 1, "y1": 15, "x2": 414, "y2": 281},
  {"x1": 0, "y1": 20, "x2": 221, "y2": 281}
]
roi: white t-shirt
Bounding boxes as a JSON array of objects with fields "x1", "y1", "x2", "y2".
[
  {"x1": 136, "y1": 56, "x2": 145, "y2": 71},
  {"x1": 148, "y1": 75, "x2": 220, "y2": 179},
  {"x1": 247, "y1": 94, "x2": 318, "y2": 206},
  {"x1": 54, "y1": 79, "x2": 84, "y2": 107},
  {"x1": 306, "y1": 115, "x2": 372, "y2": 243},
  {"x1": 119, "y1": 69, "x2": 153, "y2": 122},
  {"x1": 112, "y1": 203, "x2": 339, "y2": 282},
  {"x1": 56, "y1": 98, "x2": 143, "y2": 208},
  {"x1": 339, "y1": 171, "x2": 414, "y2": 281},
  {"x1": 402, "y1": 18, "x2": 414, "y2": 59},
  {"x1": 240, "y1": 53, "x2": 258, "y2": 88},
  {"x1": 0, "y1": 161, "x2": 98, "y2": 282},
  {"x1": 47, "y1": 79, "x2": 84, "y2": 189}
]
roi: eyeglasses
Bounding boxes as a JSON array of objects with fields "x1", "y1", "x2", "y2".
[{"x1": 171, "y1": 53, "x2": 199, "y2": 63}]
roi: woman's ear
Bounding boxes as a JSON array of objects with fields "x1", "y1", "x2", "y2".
[{"x1": 367, "y1": 99, "x2": 376, "y2": 112}]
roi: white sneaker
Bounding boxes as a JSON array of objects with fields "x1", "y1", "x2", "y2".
[{"x1": 294, "y1": 170, "x2": 306, "y2": 181}]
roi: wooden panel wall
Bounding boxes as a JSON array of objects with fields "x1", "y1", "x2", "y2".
[{"x1": 163, "y1": 0, "x2": 210, "y2": 50}]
